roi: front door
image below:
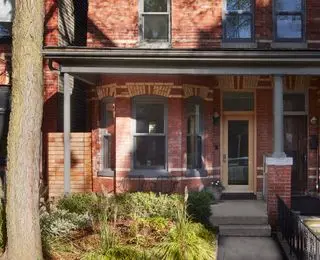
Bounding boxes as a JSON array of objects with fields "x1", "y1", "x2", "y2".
[
  {"x1": 223, "y1": 115, "x2": 254, "y2": 192},
  {"x1": 284, "y1": 116, "x2": 308, "y2": 195}
]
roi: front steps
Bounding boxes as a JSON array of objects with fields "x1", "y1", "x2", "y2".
[
  {"x1": 219, "y1": 224, "x2": 271, "y2": 237},
  {"x1": 210, "y1": 200, "x2": 271, "y2": 237}
]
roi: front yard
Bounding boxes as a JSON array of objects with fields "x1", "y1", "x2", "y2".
[{"x1": 40, "y1": 189, "x2": 217, "y2": 259}]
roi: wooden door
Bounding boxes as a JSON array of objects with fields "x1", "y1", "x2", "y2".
[{"x1": 284, "y1": 116, "x2": 308, "y2": 194}]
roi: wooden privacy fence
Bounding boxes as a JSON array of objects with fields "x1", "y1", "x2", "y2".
[{"x1": 47, "y1": 133, "x2": 92, "y2": 197}]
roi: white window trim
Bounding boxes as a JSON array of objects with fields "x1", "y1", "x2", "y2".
[{"x1": 138, "y1": 0, "x2": 171, "y2": 48}]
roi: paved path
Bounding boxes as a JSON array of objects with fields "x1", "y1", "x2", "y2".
[{"x1": 217, "y1": 237, "x2": 284, "y2": 260}]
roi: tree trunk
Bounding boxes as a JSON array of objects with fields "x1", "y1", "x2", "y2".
[{"x1": 6, "y1": 0, "x2": 44, "y2": 259}]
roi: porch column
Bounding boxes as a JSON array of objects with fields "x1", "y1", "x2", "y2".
[
  {"x1": 63, "y1": 73, "x2": 71, "y2": 195},
  {"x1": 273, "y1": 75, "x2": 285, "y2": 157}
]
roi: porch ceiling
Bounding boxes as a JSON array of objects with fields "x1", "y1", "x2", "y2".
[{"x1": 43, "y1": 47, "x2": 320, "y2": 76}]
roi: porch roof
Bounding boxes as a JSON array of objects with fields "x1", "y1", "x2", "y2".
[{"x1": 43, "y1": 47, "x2": 320, "y2": 75}]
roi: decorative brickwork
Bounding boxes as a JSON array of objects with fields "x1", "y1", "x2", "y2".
[
  {"x1": 47, "y1": 133, "x2": 92, "y2": 197},
  {"x1": 96, "y1": 82, "x2": 214, "y2": 101}
]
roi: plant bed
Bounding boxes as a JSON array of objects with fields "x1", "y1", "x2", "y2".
[{"x1": 41, "y1": 192, "x2": 217, "y2": 260}]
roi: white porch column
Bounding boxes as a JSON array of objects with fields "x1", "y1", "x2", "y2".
[
  {"x1": 64, "y1": 73, "x2": 71, "y2": 194},
  {"x1": 273, "y1": 75, "x2": 285, "y2": 157}
]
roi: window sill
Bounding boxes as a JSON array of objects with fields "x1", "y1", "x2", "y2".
[
  {"x1": 138, "y1": 41, "x2": 171, "y2": 49},
  {"x1": 271, "y1": 42, "x2": 307, "y2": 49},
  {"x1": 129, "y1": 169, "x2": 169, "y2": 178},
  {"x1": 185, "y1": 169, "x2": 208, "y2": 177},
  {"x1": 221, "y1": 42, "x2": 257, "y2": 49},
  {"x1": 98, "y1": 169, "x2": 115, "y2": 177}
]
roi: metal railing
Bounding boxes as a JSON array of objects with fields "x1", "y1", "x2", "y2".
[{"x1": 278, "y1": 196, "x2": 320, "y2": 259}]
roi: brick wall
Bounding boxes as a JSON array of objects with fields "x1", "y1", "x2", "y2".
[
  {"x1": 47, "y1": 133, "x2": 92, "y2": 197},
  {"x1": 42, "y1": 0, "x2": 320, "y2": 49},
  {"x1": 168, "y1": 98, "x2": 184, "y2": 176},
  {"x1": 256, "y1": 89, "x2": 273, "y2": 194},
  {"x1": 267, "y1": 164, "x2": 292, "y2": 228}
]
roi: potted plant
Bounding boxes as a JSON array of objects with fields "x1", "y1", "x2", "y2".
[{"x1": 210, "y1": 179, "x2": 225, "y2": 201}]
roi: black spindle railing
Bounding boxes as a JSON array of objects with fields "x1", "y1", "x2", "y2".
[{"x1": 277, "y1": 195, "x2": 320, "y2": 259}]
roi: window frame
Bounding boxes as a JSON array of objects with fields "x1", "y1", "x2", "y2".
[
  {"x1": 185, "y1": 96, "x2": 206, "y2": 177},
  {"x1": 138, "y1": 0, "x2": 171, "y2": 46},
  {"x1": 222, "y1": 0, "x2": 255, "y2": 43},
  {"x1": 98, "y1": 97, "x2": 115, "y2": 177},
  {"x1": 273, "y1": 0, "x2": 305, "y2": 42},
  {"x1": 131, "y1": 96, "x2": 168, "y2": 175},
  {"x1": 0, "y1": 1, "x2": 13, "y2": 42}
]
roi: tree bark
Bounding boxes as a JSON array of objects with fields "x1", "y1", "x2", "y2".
[{"x1": 6, "y1": 0, "x2": 44, "y2": 259}]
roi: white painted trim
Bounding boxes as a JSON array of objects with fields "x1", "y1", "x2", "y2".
[
  {"x1": 265, "y1": 157, "x2": 293, "y2": 166},
  {"x1": 257, "y1": 175, "x2": 264, "y2": 179},
  {"x1": 308, "y1": 176, "x2": 317, "y2": 179}
]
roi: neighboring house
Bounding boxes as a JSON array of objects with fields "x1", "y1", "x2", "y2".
[{"x1": 1, "y1": 0, "x2": 320, "y2": 224}]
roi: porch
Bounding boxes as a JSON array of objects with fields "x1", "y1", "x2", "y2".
[{"x1": 43, "y1": 48, "x2": 320, "y2": 227}]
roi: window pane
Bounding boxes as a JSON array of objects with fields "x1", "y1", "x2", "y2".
[
  {"x1": 135, "y1": 136, "x2": 165, "y2": 169},
  {"x1": 187, "y1": 135, "x2": 202, "y2": 169},
  {"x1": 100, "y1": 99, "x2": 114, "y2": 128},
  {"x1": 144, "y1": 15, "x2": 168, "y2": 40},
  {"x1": 277, "y1": 15, "x2": 302, "y2": 39},
  {"x1": 225, "y1": 14, "x2": 252, "y2": 39},
  {"x1": 103, "y1": 136, "x2": 111, "y2": 169},
  {"x1": 0, "y1": 0, "x2": 13, "y2": 22},
  {"x1": 223, "y1": 92, "x2": 254, "y2": 111},
  {"x1": 0, "y1": 22, "x2": 11, "y2": 39},
  {"x1": 144, "y1": 0, "x2": 167, "y2": 12},
  {"x1": 283, "y1": 93, "x2": 305, "y2": 112},
  {"x1": 228, "y1": 120, "x2": 249, "y2": 185},
  {"x1": 136, "y1": 103, "x2": 164, "y2": 133},
  {"x1": 276, "y1": 0, "x2": 302, "y2": 12},
  {"x1": 227, "y1": 0, "x2": 251, "y2": 11}
]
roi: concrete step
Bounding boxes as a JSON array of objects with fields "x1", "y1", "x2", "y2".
[
  {"x1": 219, "y1": 224, "x2": 271, "y2": 237},
  {"x1": 210, "y1": 215, "x2": 269, "y2": 226}
]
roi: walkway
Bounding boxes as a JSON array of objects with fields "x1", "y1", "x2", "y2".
[{"x1": 210, "y1": 200, "x2": 284, "y2": 260}]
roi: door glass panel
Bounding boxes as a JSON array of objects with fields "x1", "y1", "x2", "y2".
[{"x1": 228, "y1": 120, "x2": 249, "y2": 185}]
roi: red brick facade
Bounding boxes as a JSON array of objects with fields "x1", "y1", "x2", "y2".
[
  {"x1": 267, "y1": 164, "x2": 292, "y2": 227},
  {"x1": 1, "y1": 1, "x2": 320, "y2": 220}
]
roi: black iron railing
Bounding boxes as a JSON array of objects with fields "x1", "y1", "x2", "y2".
[{"x1": 278, "y1": 195, "x2": 320, "y2": 259}]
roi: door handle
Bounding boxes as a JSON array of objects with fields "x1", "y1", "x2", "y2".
[{"x1": 223, "y1": 154, "x2": 227, "y2": 163}]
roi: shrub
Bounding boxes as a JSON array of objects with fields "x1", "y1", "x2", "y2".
[
  {"x1": 187, "y1": 190, "x2": 213, "y2": 226},
  {"x1": 155, "y1": 203, "x2": 214, "y2": 260},
  {"x1": 40, "y1": 208, "x2": 92, "y2": 239},
  {"x1": 114, "y1": 192, "x2": 182, "y2": 219},
  {"x1": 57, "y1": 193, "x2": 98, "y2": 215}
]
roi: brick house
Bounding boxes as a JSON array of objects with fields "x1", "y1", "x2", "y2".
[{"x1": 1, "y1": 0, "x2": 320, "y2": 222}]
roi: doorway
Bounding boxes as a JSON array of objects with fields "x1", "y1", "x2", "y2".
[
  {"x1": 222, "y1": 115, "x2": 254, "y2": 192},
  {"x1": 284, "y1": 116, "x2": 308, "y2": 195}
]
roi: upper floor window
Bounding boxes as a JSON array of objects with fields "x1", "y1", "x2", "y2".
[
  {"x1": 139, "y1": 0, "x2": 170, "y2": 44},
  {"x1": 223, "y1": 0, "x2": 254, "y2": 41},
  {"x1": 274, "y1": 0, "x2": 304, "y2": 41},
  {"x1": 0, "y1": 0, "x2": 14, "y2": 40}
]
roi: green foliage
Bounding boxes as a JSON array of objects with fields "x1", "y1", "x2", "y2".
[
  {"x1": 85, "y1": 245, "x2": 150, "y2": 260},
  {"x1": 114, "y1": 192, "x2": 182, "y2": 219},
  {"x1": 155, "y1": 202, "x2": 214, "y2": 260},
  {"x1": 40, "y1": 208, "x2": 91, "y2": 239},
  {"x1": 86, "y1": 214, "x2": 150, "y2": 260},
  {"x1": 57, "y1": 193, "x2": 98, "y2": 215},
  {"x1": 187, "y1": 190, "x2": 213, "y2": 226}
]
